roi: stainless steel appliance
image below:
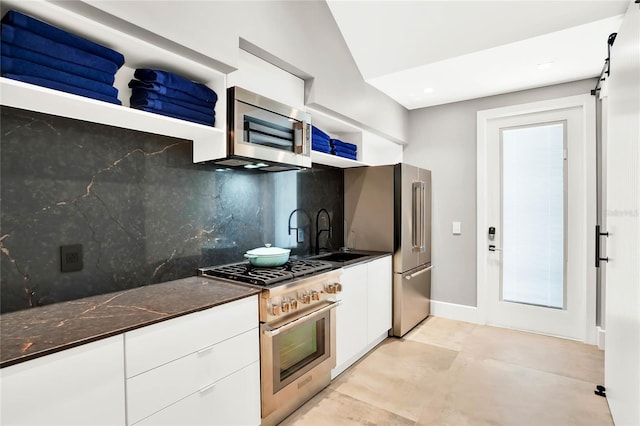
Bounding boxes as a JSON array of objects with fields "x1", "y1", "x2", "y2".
[
  {"x1": 211, "y1": 86, "x2": 311, "y2": 172},
  {"x1": 344, "y1": 163, "x2": 432, "y2": 337},
  {"x1": 198, "y1": 259, "x2": 341, "y2": 426}
]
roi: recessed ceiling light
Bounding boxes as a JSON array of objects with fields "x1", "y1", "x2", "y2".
[
  {"x1": 537, "y1": 62, "x2": 554, "y2": 70},
  {"x1": 423, "y1": 87, "x2": 434, "y2": 94}
]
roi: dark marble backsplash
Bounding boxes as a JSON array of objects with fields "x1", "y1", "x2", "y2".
[{"x1": 1, "y1": 106, "x2": 344, "y2": 313}]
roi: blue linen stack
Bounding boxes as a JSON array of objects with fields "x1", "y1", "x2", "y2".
[
  {"x1": 128, "y1": 69, "x2": 217, "y2": 127},
  {"x1": 312, "y1": 125, "x2": 332, "y2": 154},
  {"x1": 0, "y1": 10, "x2": 124, "y2": 105},
  {"x1": 331, "y1": 139, "x2": 358, "y2": 161}
]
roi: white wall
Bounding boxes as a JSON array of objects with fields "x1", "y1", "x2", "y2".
[
  {"x1": 406, "y1": 78, "x2": 597, "y2": 307},
  {"x1": 69, "y1": 0, "x2": 409, "y2": 144}
]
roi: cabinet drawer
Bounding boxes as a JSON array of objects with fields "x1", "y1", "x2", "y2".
[
  {"x1": 125, "y1": 295, "x2": 257, "y2": 378},
  {"x1": 127, "y1": 328, "x2": 258, "y2": 425},
  {"x1": 1, "y1": 335, "x2": 125, "y2": 426},
  {"x1": 133, "y1": 361, "x2": 260, "y2": 426}
]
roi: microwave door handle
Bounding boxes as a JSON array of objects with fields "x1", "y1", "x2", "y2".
[{"x1": 293, "y1": 121, "x2": 303, "y2": 154}]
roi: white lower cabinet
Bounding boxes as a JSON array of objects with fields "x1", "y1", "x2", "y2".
[
  {"x1": 0, "y1": 335, "x2": 126, "y2": 426},
  {"x1": 135, "y1": 362, "x2": 260, "y2": 426},
  {"x1": 125, "y1": 295, "x2": 260, "y2": 426},
  {"x1": 332, "y1": 255, "x2": 392, "y2": 378},
  {"x1": 367, "y1": 255, "x2": 393, "y2": 342},
  {"x1": 335, "y1": 263, "x2": 369, "y2": 369}
]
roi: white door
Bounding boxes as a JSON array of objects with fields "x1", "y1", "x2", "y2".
[
  {"x1": 478, "y1": 95, "x2": 596, "y2": 341},
  {"x1": 603, "y1": 1, "x2": 640, "y2": 424}
]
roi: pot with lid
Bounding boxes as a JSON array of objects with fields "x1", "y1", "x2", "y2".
[{"x1": 244, "y1": 244, "x2": 291, "y2": 267}]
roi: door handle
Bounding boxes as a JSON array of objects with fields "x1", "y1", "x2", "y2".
[
  {"x1": 405, "y1": 265, "x2": 432, "y2": 280},
  {"x1": 595, "y1": 225, "x2": 609, "y2": 267},
  {"x1": 488, "y1": 245, "x2": 503, "y2": 252}
]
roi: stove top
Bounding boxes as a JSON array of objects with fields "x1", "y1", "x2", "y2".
[{"x1": 198, "y1": 259, "x2": 334, "y2": 286}]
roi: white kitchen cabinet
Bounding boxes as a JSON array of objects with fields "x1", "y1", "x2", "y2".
[
  {"x1": 367, "y1": 255, "x2": 393, "y2": 342},
  {"x1": 334, "y1": 262, "x2": 369, "y2": 370},
  {"x1": 332, "y1": 255, "x2": 392, "y2": 378},
  {"x1": 135, "y1": 362, "x2": 260, "y2": 426},
  {"x1": 125, "y1": 295, "x2": 260, "y2": 426},
  {"x1": 308, "y1": 108, "x2": 403, "y2": 168},
  {"x1": 0, "y1": 335, "x2": 126, "y2": 426}
]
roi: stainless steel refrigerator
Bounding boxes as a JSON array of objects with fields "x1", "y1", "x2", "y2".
[{"x1": 344, "y1": 163, "x2": 431, "y2": 337}]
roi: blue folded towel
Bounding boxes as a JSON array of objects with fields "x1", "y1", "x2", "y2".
[
  {"x1": 3, "y1": 73, "x2": 121, "y2": 105},
  {"x1": 2, "y1": 10, "x2": 125, "y2": 67},
  {"x1": 333, "y1": 145, "x2": 357, "y2": 156},
  {"x1": 131, "y1": 88, "x2": 214, "y2": 117},
  {"x1": 134, "y1": 69, "x2": 217, "y2": 104},
  {"x1": 130, "y1": 97, "x2": 214, "y2": 125},
  {"x1": 312, "y1": 134, "x2": 331, "y2": 145},
  {"x1": 331, "y1": 139, "x2": 358, "y2": 151},
  {"x1": 1, "y1": 43, "x2": 115, "y2": 84},
  {"x1": 130, "y1": 104, "x2": 214, "y2": 127},
  {"x1": 332, "y1": 150, "x2": 358, "y2": 161},
  {"x1": 1, "y1": 56, "x2": 118, "y2": 97},
  {"x1": 312, "y1": 143, "x2": 333, "y2": 154},
  {"x1": 1, "y1": 24, "x2": 119, "y2": 74},
  {"x1": 128, "y1": 80, "x2": 215, "y2": 108},
  {"x1": 312, "y1": 125, "x2": 330, "y2": 140}
]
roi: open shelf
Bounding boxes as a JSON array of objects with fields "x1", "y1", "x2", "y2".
[
  {"x1": 311, "y1": 151, "x2": 367, "y2": 168},
  {"x1": 0, "y1": 78, "x2": 226, "y2": 162},
  {"x1": 0, "y1": 0, "x2": 228, "y2": 163}
]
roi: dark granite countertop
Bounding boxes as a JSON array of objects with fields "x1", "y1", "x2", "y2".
[{"x1": 0, "y1": 277, "x2": 260, "y2": 368}]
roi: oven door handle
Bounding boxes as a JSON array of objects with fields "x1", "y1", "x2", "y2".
[{"x1": 262, "y1": 299, "x2": 341, "y2": 337}]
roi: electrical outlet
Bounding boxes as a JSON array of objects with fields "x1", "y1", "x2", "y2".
[{"x1": 60, "y1": 244, "x2": 83, "y2": 272}]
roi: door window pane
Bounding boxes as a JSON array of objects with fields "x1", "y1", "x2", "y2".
[{"x1": 501, "y1": 123, "x2": 565, "y2": 308}]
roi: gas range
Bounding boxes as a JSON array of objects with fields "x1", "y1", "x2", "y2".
[
  {"x1": 197, "y1": 258, "x2": 334, "y2": 287},
  {"x1": 199, "y1": 258, "x2": 342, "y2": 425},
  {"x1": 198, "y1": 258, "x2": 341, "y2": 323}
]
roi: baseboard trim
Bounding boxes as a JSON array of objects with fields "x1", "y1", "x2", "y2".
[
  {"x1": 430, "y1": 300, "x2": 481, "y2": 324},
  {"x1": 597, "y1": 326, "x2": 606, "y2": 350}
]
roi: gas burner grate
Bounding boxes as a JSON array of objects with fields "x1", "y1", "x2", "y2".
[{"x1": 200, "y1": 259, "x2": 334, "y2": 286}]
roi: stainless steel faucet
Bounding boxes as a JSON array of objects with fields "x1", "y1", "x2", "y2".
[{"x1": 315, "y1": 208, "x2": 331, "y2": 255}]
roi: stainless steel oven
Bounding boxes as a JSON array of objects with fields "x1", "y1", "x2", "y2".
[
  {"x1": 198, "y1": 260, "x2": 341, "y2": 426},
  {"x1": 259, "y1": 271, "x2": 341, "y2": 426}
]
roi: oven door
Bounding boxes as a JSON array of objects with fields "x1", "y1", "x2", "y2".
[{"x1": 260, "y1": 300, "x2": 337, "y2": 420}]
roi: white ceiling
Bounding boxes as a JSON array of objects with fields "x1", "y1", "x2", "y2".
[{"x1": 326, "y1": 0, "x2": 629, "y2": 109}]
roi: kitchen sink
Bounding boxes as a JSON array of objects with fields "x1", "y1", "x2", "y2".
[{"x1": 314, "y1": 252, "x2": 370, "y2": 262}]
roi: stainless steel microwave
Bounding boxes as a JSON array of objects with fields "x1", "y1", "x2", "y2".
[{"x1": 216, "y1": 86, "x2": 311, "y2": 172}]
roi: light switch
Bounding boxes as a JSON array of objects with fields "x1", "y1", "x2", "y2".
[{"x1": 452, "y1": 222, "x2": 461, "y2": 235}]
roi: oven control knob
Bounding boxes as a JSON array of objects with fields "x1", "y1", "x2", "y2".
[
  {"x1": 281, "y1": 300, "x2": 290, "y2": 313},
  {"x1": 335, "y1": 283, "x2": 342, "y2": 293},
  {"x1": 326, "y1": 284, "x2": 336, "y2": 294},
  {"x1": 302, "y1": 293, "x2": 311, "y2": 304},
  {"x1": 272, "y1": 305, "x2": 282, "y2": 316},
  {"x1": 311, "y1": 291, "x2": 320, "y2": 301},
  {"x1": 290, "y1": 299, "x2": 299, "y2": 311}
]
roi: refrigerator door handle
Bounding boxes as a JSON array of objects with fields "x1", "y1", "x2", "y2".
[
  {"x1": 405, "y1": 265, "x2": 433, "y2": 280},
  {"x1": 420, "y1": 181, "x2": 426, "y2": 251},
  {"x1": 412, "y1": 182, "x2": 420, "y2": 251}
]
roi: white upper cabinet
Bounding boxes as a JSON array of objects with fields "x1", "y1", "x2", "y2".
[{"x1": 309, "y1": 108, "x2": 404, "y2": 168}]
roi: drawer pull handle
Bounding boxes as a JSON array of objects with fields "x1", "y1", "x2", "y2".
[
  {"x1": 197, "y1": 345, "x2": 215, "y2": 355},
  {"x1": 199, "y1": 382, "x2": 216, "y2": 394}
]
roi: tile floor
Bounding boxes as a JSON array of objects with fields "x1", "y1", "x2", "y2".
[{"x1": 280, "y1": 316, "x2": 612, "y2": 426}]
